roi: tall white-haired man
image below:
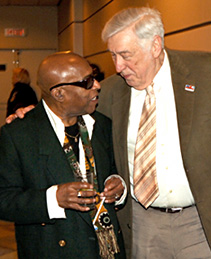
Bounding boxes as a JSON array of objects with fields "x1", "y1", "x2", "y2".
[{"x1": 98, "y1": 7, "x2": 211, "y2": 259}]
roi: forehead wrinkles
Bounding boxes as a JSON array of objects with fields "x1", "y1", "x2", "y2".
[{"x1": 108, "y1": 28, "x2": 140, "y2": 54}]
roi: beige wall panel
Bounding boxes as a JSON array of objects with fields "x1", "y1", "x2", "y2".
[
  {"x1": 149, "y1": 0, "x2": 211, "y2": 34},
  {"x1": 83, "y1": 16, "x2": 106, "y2": 56},
  {"x1": 165, "y1": 26, "x2": 211, "y2": 52},
  {"x1": 58, "y1": 26, "x2": 74, "y2": 51},
  {"x1": 83, "y1": 0, "x2": 113, "y2": 18},
  {"x1": 72, "y1": 23, "x2": 83, "y2": 56},
  {"x1": 58, "y1": 24, "x2": 83, "y2": 54},
  {"x1": 58, "y1": 0, "x2": 83, "y2": 54},
  {"x1": 58, "y1": 0, "x2": 72, "y2": 32},
  {"x1": 0, "y1": 6, "x2": 58, "y2": 49}
]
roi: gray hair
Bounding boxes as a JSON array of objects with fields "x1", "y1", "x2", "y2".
[{"x1": 101, "y1": 7, "x2": 165, "y2": 49}]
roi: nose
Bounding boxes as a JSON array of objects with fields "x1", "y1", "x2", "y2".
[
  {"x1": 114, "y1": 56, "x2": 126, "y2": 73},
  {"x1": 92, "y1": 79, "x2": 101, "y2": 90}
]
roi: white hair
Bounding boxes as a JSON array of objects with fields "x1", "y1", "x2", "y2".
[{"x1": 102, "y1": 7, "x2": 165, "y2": 49}]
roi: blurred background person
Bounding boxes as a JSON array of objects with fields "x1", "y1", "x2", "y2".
[
  {"x1": 90, "y1": 63, "x2": 105, "y2": 82},
  {"x1": 6, "y1": 67, "x2": 38, "y2": 117}
]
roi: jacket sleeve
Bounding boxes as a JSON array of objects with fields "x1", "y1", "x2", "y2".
[{"x1": 0, "y1": 126, "x2": 52, "y2": 225}]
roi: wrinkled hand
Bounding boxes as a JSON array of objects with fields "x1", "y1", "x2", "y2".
[
  {"x1": 5, "y1": 105, "x2": 35, "y2": 124},
  {"x1": 56, "y1": 182, "x2": 97, "y2": 211},
  {"x1": 100, "y1": 176, "x2": 124, "y2": 203}
]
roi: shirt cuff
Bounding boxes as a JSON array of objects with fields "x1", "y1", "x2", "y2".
[
  {"x1": 46, "y1": 185, "x2": 66, "y2": 219},
  {"x1": 105, "y1": 174, "x2": 127, "y2": 205}
]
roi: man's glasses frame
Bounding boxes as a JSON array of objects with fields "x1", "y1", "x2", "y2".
[{"x1": 49, "y1": 74, "x2": 95, "y2": 91}]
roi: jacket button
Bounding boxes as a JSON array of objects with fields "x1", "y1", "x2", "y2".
[{"x1": 59, "y1": 240, "x2": 66, "y2": 247}]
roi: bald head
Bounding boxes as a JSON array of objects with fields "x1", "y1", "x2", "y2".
[
  {"x1": 36, "y1": 51, "x2": 100, "y2": 126},
  {"x1": 37, "y1": 51, "x2": 91, "y2": 96}
]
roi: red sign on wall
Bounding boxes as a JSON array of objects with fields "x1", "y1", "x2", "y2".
[{"x1": 4, "y1": 28, "x2": 26, "y2": 37}]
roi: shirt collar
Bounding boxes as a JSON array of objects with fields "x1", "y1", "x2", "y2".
[
  {"x1": 42, "y1": 99, "x2": 95, "y2": 146},
  {"x1": 153, "y1": 49, "x2": 171, "y2": 94}
]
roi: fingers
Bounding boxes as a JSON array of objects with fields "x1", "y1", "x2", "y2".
[
  {"x1": 5, "y1": 114, "x2": 18, "y2": 124},
  {"x1": 16, "y1": 105, "x2": 35, "y2": 118},
  {"x1": 56, "y1": 182, "x2": 96, "y2": 211},
  {"x1": 101, "y1": 177, "x2": 124, "y2": 203},
  {"x1": 5, "y1": 105, "x2": 35, "y2": 124},
  {"x1": 22, "y1": 104, "x2": 35, "y2": 113}
]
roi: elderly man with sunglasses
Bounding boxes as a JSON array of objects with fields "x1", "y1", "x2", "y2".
[{"x1": 0, "y1": 51, "x2": 126, "y2": 259}]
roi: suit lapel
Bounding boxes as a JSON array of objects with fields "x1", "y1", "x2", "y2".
[
  {"x1": 111, "y1": 82, "x2": 131, "y2": 184},
  {"x1": 167, "y1": 50, "x2": 196, "y2": 160},
  {"x1": 36, "y1": 104, "x2": 73, "y2": 184},
  {"x1": 112, "y1": 92, "x2": 130, "y2": 149}
]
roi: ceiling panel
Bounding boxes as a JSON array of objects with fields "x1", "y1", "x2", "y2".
[{"x1": 0, "y1": 0, "x2": 60, "y2": 6}]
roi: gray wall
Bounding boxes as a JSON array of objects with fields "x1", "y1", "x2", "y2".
[{"x1": 0, "y1": 6, "x2": 58, "y2": 126}]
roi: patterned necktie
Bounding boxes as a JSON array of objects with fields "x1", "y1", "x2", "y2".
[
  {"x1": 133, "y1": 83, "x2": 159, "y2": 208},
  {"x1": 63, "y1": 116, "x2": 120, "y2": 258}
]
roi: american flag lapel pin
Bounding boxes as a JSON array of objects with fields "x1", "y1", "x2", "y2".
[{"x1": 185, "y1": 84, "x2": 195, "y2": 92}]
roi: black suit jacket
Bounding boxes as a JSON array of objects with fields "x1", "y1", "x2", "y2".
[
  {"x1": 97, "y1": 49, "x2": 211, "y2": 257},
  {"x1": 0, "y1": 102, "x2": 126, "y2": 259}
]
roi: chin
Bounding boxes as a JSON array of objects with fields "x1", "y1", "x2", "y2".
[
  {"x1": 86, "y1": 108, "x2": 96, "y2": 115},
  {"x1": 125, "y1": 79, "x2": 136, "y2": 87}
]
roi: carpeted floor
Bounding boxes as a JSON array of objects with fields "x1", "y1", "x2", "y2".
[{"x1": 0, "y1": 221, "x2": 17, "y2": 259}]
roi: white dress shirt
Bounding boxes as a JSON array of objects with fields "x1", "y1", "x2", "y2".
[
  {"x1": 127, "y1": 50, "x2": 195, "y2": 208},
  {"x1": 43, "y1": 100, "x2": 126, "y2": 219}
]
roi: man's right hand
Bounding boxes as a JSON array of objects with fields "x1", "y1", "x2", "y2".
[
  {"x1": 6, "y1": 105, "x2": 35, "y2": 124},
  {"x1": 56, "y1": 182, "x2": 97, "y2": 212}
]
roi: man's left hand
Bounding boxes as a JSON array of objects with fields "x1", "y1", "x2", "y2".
[{"x1": 100, "y1": 176, "x2": 124, "y2": 203}]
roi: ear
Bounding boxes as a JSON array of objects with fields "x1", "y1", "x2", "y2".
[
  {"x1": 51, "y1": 88, "x2": 64, "y2": 102},
  {"x1": 152, "y1": 35, "x2": 163, "y2": 59}
]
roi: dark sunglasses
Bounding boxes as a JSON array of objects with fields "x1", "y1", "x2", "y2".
[{"x1": 49, "y1": 74, "x2": 95, "y2": 91}]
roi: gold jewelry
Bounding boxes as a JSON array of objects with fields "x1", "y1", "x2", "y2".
[{"x1": 65, "y1": 132, "x2": 80, "y2": 142}]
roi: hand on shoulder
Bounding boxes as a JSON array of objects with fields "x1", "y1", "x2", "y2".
[{"x1": 5, "y1": 105, "x2": 35, "y2": 124}]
